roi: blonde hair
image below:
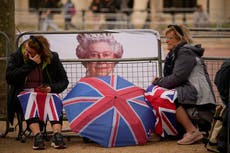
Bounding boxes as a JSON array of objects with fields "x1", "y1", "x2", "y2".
[{"x1": 165, "y1": 24, "x2": 193, "y2": 44}]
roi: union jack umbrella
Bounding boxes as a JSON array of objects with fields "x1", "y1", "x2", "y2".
[
  {"x1": 17, "y1": 90, "x2": 63, "y2": 121},
  {"x1": 144, "y1": 84, "x2": 178, "y2": 137},
  {"x1": 63, "y1": 75, "x2": 155, "y2": 147}
]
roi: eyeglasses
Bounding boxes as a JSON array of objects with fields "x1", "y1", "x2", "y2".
[
  {"x1": 168, "y1": 24, "x2": 184, "y2": 36},
  {"x1": 30, "y1": 35, "x2": 43, "y2": 49},
  {"x1": 165, "y1": 36, "x2": 175, "y2": 41},
  {"x1": 88, "y1": 51, "x2": 114, "y2": 58}
]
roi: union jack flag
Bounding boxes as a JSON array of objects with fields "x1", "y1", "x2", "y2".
[
  {"x1": 145, "y1": 84, "x2": 178, "y2": 137},
  {"x1": 63, "y1": 75, "x2": 155, "y2": 147},
  {"x1": 17, "y1": 90, "x2": 63, "y2": 121}
]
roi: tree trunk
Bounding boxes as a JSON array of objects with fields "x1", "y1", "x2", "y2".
[{"x1": 0, "y1": 0, "x2": 15, "y2": 117}]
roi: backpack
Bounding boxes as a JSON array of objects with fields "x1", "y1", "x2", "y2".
[
  {"x1": 204, "y1": 105, "x2": 227, "y2": 153},
  {"x1": 186, "y1": 105, "x2": 215, "y2": 133},
  {"x1": 66, "y1": 3, "x2": 76, "y2": 16}
]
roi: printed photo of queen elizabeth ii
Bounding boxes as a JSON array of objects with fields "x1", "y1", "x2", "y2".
[{"x1": 75, "y1": 33, "x2": 124, "y2": 77}]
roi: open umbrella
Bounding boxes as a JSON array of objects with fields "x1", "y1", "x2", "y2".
[
  {"x1": 63, "y1": 75, "x2": 155, "y2": 147},
  {"x1": 144, "y1": 84, "x2": 178, "y2": 137}
]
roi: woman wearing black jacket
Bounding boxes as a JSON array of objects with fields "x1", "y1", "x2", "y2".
[{"x1": 6, "y1": 35, "x2": 69, "y2": 150}]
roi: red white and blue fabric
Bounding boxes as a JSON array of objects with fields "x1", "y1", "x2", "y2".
[
  {"x1": 144, "y1": 84, "x2": 178, "y2": 137},
  {"x1": 17, "y1": 90, "x2": 63, "y2": 121},
  {"x1": 63, "y1": 75, "x2": 155, "y2": 147}
]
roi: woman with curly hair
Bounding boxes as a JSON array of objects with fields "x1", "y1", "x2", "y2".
[{"x1": 6, "y1": 35, "x2": 69, "y2": 150}]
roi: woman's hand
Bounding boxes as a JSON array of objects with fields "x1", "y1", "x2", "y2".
[
  {"x1": 37, "y1": 85, "x2": 51, "y2": 93},
  {"x1": 151, "y1": 76, "x2": 159, "y2": 84},
  {"x1": 29, "y1": 54, "x2": 41, "y2": 64}
]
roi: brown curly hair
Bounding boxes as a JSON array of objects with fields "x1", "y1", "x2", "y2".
[{"x1": 27, "y1": 35, "x2": 53, "y2": 64}]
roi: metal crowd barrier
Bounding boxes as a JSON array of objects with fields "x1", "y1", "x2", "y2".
[
  {"x1": 60, "y1": 57, "x2": 227, "y2": 104},
  {"x1": 203, "y1": 57, "x2": 227, "y2": 105},
  {"x1": 60, "y1": 58, "x2": 159, "y2": 99},
  {"x1": 15, "y1": 8, "x2": 151, "y2": 30}
]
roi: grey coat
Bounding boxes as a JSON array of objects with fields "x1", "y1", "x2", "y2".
[{"x1": 154, "y1": 42, "x2": 216, "y2": 106}]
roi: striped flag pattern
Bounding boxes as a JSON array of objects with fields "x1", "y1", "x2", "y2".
[{"x1": 17, "y1": 90, "x2": 62, "y2": 121}]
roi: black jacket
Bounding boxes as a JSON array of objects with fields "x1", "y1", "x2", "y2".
[{"x1": 6, "y1": 44, "x2": 69, "y2": 125}]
